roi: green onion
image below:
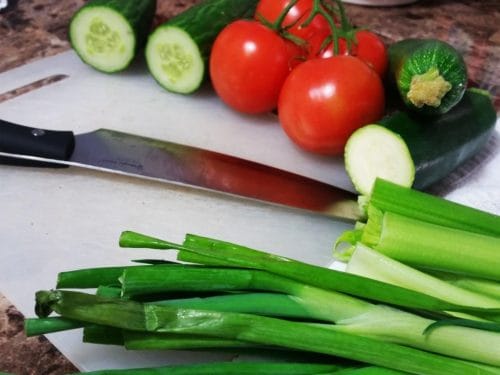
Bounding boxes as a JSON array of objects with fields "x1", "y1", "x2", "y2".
[
  {"x1": 96, "y1": 285, "x2": 123, "y2": 298},
  {"x1": 120, "y1": 265, "x2": 370, "y2": 322},
  {"x1": 73, "y1": 361, "x2": 350, "y2": 375},
  {"x1": 44, "y1": 260, "x2": 500, "y2": 366},
  {"x1": 153, "y1": 292, "x2": 321, "y2": 320},
  {"x1": 429, "y1": 271, "x2": 500, "y2": 300},
  {"x1": 119, "y1": 231, "x2": 482, "y2": 314},
  {"x1": 145, "y1": 303, "x2": 499, "y2": 374},
  {"x1": 28, "y1": 180, "x2": 500, "y2": 375},
  {"x1": 57, "y1": 266, "x2": 133, "y2": 289},
  {"x1": 123, "y1": 331, "x2": 256, "y2": 350},
  {"x1": 343, "y1": 243, "x2": 500, "y2": 314},
  {"x1": 423, "y1": 319, "x2": 500, "y2": 335},
  {"x1": 82, "y1": 315, "x2": 257, "y2": 349},
  {"x1": 360, "y1": 206, "x2": 500, "y2": 281},
  {"x1": 24, "y1": 316, "x2": 84, "y2": 336},
  {"x1": 368, "y1": 179, "x2": 500, "y2": 237},
  {"x1": 35, "y1": 290, "x2": 146, "y2": 331},
  {"x1": 57, "y1": 264, "x2": 203, "y2": 289},
  {"x1": 123, "y1": 272, "x2": 500, "y2": 365},
  {"x1": 331, "y1": 303, "x2": 500, "y2": 366},
  {"x1": 36, "y1": 290, "x2": 496, "y2": 375}
]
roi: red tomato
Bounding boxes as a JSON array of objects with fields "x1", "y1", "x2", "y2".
[
  {"x1": 320, "y1": 30, "x2": 388, "y2": 77},
  {"x1": 278, "y1": 55, "x2": 385, "y2": 155},
  {"x1": 209, "y1": 20, "x2": 297, "y2": 114},
  {"x1": 255, "y1": 0, "x2": 330, "y2": 58}
]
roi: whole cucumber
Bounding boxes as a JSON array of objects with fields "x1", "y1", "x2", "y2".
[
  {"x1": 145, "y1": 0, "x2": 259, "y2": 94},
  {"x1": 388, "y1": 38, "x2": 468, "y2": 116},
  {"x1": 345, "y1": 89, "x2": 496, "y2": 195}
]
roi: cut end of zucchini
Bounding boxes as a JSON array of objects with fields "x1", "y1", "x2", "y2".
[
  {"x1": 344, "y1": 124, "x2": 415, "y2": 196},
  {"x1": 407, "y1": 67, "x2": 452, "y2": 108},
  {"x1": 70, "y1": 6, "x2": 136, "y2": 73},
  {"x1": 145, "y1": 26, "x2": 205, "y2": 94}
]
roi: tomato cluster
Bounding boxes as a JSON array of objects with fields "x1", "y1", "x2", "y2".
[{"x1": 209, "y1": 0, "x2": 387, "y2": 156}]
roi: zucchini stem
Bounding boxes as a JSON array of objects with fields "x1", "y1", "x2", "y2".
[{"x1": 407, "y1": 67, "x2": 452, "y2": 108}]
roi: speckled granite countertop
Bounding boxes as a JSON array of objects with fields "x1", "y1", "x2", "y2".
[{"x1": 0, "y1": 0, "x2": 499, "y2": 373}]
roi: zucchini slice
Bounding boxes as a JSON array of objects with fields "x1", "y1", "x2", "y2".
[
  {"x1": 345, "y1": 89, "x2": 497, "y2": 196},
  {"x1": 388, "y1": 38, "x2": 468, "y2": 116},
  {"x1": 69, "y1": 0, "x2": 156, "y2": 73},
  {"x1": 145, "y1": 0, "x2": 258, "y2": 94},
  {"x1": 345, "y1": 125, "x2": 415, "y2": 196}
]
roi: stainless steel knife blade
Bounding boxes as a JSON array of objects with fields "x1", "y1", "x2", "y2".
[{"x1": 0, "y1": 119, "x2": 360, "y2": 220}]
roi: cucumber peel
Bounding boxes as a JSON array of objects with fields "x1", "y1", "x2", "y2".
[{"x1": 344, "y1": 124, "x2": 415, "y2": 196}]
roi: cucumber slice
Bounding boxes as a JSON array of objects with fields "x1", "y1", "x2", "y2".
[
  {"x1": 345, "y1": 125, "x2": 415, "y2": 196},
  {"x1": 69, "y1": 0, "x2": 156, "y2": 73},
  {"x1": 145, "y1": 0, "x2": 258, "y2": 94},
  {"x1": 145, "y1": 26, "x2": 205, "y2": 94},
  {"x1": 70, "y1": 7, "x2": 134, "y2": 72}
]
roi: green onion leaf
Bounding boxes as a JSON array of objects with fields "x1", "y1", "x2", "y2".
[{"x1": 423, "y1": 319, "x2": 500, "y2": 335}]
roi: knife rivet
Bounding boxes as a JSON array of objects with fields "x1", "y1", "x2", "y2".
[{"x1": 31, "y1": 129, "x2": 46, "y2": 137}]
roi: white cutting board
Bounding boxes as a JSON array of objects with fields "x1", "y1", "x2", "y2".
[{"x1": 0, "y1": 51, "x2": 355, "y2": 371}]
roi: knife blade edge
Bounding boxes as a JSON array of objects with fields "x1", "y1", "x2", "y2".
[{"x1": 0, "y1": 150, "x2": 361, "y2": 221}]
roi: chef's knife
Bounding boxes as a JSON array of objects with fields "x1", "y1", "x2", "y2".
[{"x1": 0, "y1": 118, "x2": 360, "y2": 220}]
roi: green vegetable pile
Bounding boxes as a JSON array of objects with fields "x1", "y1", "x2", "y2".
[
  {"x1": 63, "y1": 2, "x2": 499, "y2": 370},
  {"x1": 26, "y1": 179, "x2": 500, "y2": 374}
]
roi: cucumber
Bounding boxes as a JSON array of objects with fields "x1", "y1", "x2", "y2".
[
  {"x1": 69, "y1": 0, "x2": 156, "y2": 73},
  {"x1": 145, "y1": 0, "x2": 258, "y2": 94},
  {"x1": 344, "y1": 125, "x2": 415, "y2": 196},
  {"x1": 345, "y1": 89, "x2": 497, "y2": 196},
  {"x1": 388, "y1": 38, "x2": 468, "y2": 116}
]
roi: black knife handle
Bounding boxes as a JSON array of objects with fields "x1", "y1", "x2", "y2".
[{"x1": 0, "y1": 118, "x2": 75, "y2": 167}]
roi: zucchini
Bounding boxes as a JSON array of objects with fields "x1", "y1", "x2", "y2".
[
  {"x1": 345, "y1": 88, "x2": 497, "y2": 196},
  {"x1": 145, "y1": 0, "x2": 258, "y2": 94},
  {"x1": 69, "y1": 0, "x2": 157, "y2": 73},
  {"x1": 388, "y1": 38, "x2": 468, "y2": 116}
]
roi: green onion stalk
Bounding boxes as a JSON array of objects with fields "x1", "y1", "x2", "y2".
[
  {"x1": 367, "y1": 179, "x2": 500, "y2": 237},
  {"x1": 428, "y1": 271, "x2": 500, "y2": 300},
  {"x1": 125, "y1": 230, "x2": 500, "y2": 319},
  {"x1": 115, "y1": 231, "x2": 500, "y2": 367},
  {"x1": 359, "y1": 205, "x2": 500, "y2": 281},
  {"x1": 119, "y1": 231, "x2": 484, "y2": 313},
  {"x1": 71, "y1": 362, "x2": 402, "y2": 375},
  {"x1": 334, "y1": 179, "x2": 500, "y2": 314},
  {"x1": 337, "y1": 243, "x2": 500, "y2": 317},
  {"x1": 33, "y1": 290, "x2": 500, "y2": 375},
  {"x1": 73, "y1": 362, "x2": 351, "y2": 375}
]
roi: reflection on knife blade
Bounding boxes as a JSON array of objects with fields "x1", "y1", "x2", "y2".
[{"x1": 0, "y1": 121, "x2": 360, "y2": 220}]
